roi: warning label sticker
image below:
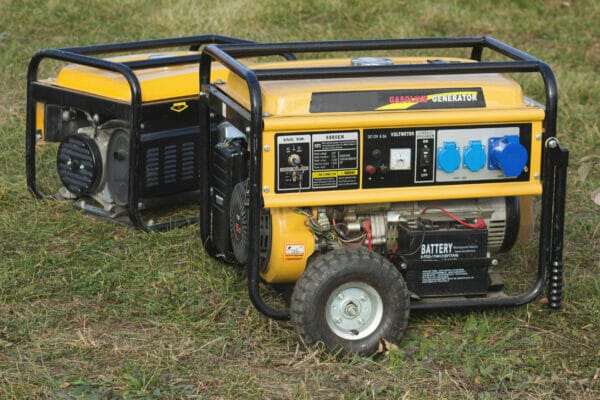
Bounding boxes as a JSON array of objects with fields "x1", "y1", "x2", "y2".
[
  {"x1": 421, "y1": 268, "x2": 475, "y2": 284},
  {"x1": 284, "y1": 243, "x2": 305, "y2": 259}
]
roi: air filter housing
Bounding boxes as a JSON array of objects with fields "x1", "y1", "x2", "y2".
[{"x1": 57, "y1": 134, "x2": 102, "y2": 195}]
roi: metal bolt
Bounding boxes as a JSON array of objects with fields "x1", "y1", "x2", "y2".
[
  {"x1": 345, "y1": 302, "x2": 358, "y2": 316},
  {"x1": 359, "y1": 295, "x2": 367, "y2": 302},
  {"x1": 264, "y1": 145, "x2": 270, "y2": 152},
  {"x1": 147, "y1": 219, "x2": 155, "y2": 226},
  {"x1": 337, "y1": 293, "x2": 344, "y2": 301},
  {"x1": 547, "y1": 138, "x2": 558, "y2": 149},
  {"x1": 491, "y1": 259, "x2": 499, "y2": 266},
  {"x1": 263, "y1": 112, "x2": 270, "y2": 117},
  {"x1": 79, "y1": 164, "x2": 85, "y2": 170},
  {"x1": 334, "y1": 317, "x2": 342, "y2": 324},
  {"x1": 535, "y1": 134, "x2": 542, "y2": 141},
  {"x1": 245, "y1": 126, "x2": 251, "y2": 133},
  {"x1": 534, "y1": 173, "x2": 540, "y2": 179},
  {"x1": 400, "y1": 262, "x2": 408, "y2": 270},
  {"x1": 92, "y1": 113, "x2": 100, "y2": 123},
  {"x1": 263, "y1": 186, "x2": 270, "y2": 193}
]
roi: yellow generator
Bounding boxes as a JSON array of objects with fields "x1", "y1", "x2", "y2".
[
  {"x1": 25, "y1": 35, "x2": 294, "y2": 230},
  {"x1": 199, "y1": 37, "x2": 568, "y2": 354}
]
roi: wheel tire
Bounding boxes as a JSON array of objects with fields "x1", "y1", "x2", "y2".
[{"x1": 291, "y1": 247, "x2": 410, "y2": 355}]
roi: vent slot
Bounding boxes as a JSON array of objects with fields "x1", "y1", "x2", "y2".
[{"x1": 139, "y1": 127, "x2": 200, "y2": 198}]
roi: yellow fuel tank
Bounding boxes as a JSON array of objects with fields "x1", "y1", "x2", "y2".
[{"x1": 49, "y1": 51, "x2": 232, "y2": 103}]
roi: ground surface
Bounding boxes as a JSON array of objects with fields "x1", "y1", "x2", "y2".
[{"x1": 0, "y1": 0, "x2": 599, "y2": 399}]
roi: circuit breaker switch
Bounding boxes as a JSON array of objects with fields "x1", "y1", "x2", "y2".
[{"x1": 418, "y1": 146, "x2": 432, "y2": 167}]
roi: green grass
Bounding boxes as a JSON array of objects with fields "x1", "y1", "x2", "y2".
[{"x1": 1, "y1": 0, "x2": 599, "y2": 398}]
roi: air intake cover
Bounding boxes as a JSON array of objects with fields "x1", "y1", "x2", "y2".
[
  {"x1": 229, "y1": 180, "x2": 249, "y2": 264},
  {"x1": 57, "y1": 134, "x2": 102, "y2": 195}
]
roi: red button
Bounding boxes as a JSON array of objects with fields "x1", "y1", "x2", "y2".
[{"x1": 365, "y1": 165, "x2": 377, "y2": 175}]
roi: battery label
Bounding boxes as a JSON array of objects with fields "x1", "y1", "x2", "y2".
[
  {"x1": 276, "y1": 131, "x2": 359, "y2": 192},
  {"x1": 421, "y1": 268, "x2": 475, "y2": 284},
  {"x1": 401, "y1": 228, "x2": 487, "y2": 262},
  {"x1": 419, "y1": 242, "x2": 480, "y2": 260},
  {"x1": 406, "y1": 261, "x2": 489, "y2": 296}
]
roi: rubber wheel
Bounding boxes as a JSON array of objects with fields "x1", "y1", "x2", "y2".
[{"x1": 290, "y1": 247, "x2": 410, "y2": 355}]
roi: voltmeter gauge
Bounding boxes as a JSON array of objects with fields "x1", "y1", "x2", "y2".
[{"x1": 389, "y1": 148, "x2": 412, "y2": 170}]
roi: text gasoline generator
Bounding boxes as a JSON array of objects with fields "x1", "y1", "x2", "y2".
[{"x1": 198, "y1": 37, "x2": 568, "y2": 354}]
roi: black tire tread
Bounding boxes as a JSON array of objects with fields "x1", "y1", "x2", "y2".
[{"x1": 290, "y1": 247, "x2": 410, "y2": 354}]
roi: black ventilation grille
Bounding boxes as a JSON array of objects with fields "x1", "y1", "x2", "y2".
[
  {"x1": 57, "y1": 134, "x2": 102, "y2": 196},
  {"x1": 209, "y1": 139, "x2": 248, "y2": 257},
  {"x1": 140, "y1": 127, "x2": 199, "y2": 198},
  {"x1": 259, "y1": 209, "x2": 272, "y2": 272}
]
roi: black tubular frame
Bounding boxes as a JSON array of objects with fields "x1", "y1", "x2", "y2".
[
  {"x1": 26, "y1": 34, "x2": 272, "y2": 231},
  {"x1": 199, "y1": 36, "x2": 569, "y2": 320}
]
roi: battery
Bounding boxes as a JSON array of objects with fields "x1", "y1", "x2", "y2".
[{"x1": 398, "y1": 227, "x2": 489, "y2": 296}]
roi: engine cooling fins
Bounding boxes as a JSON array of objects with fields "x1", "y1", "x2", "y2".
[
  {"x1": 229, "y1": 180, "x2": 249, "y2": 265},
  {"x1": 229, "y1": 179, "x2": 272, "y2": 269}
]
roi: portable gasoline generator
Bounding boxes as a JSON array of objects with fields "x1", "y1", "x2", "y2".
[
  {"x1": 25, "y1": 34, "x2": 293, "y2": 230},
  {"x1": 198, "y1": 37, "x2": 568, "y2": 354}
]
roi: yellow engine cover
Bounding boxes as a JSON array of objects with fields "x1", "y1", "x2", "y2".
[{"x1": 261, "y1": 208, "x2": 316, "y2": 283}]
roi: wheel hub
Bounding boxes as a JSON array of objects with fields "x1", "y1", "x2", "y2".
[
  {"x1": 344, "y1": 302, "x2": 359, "y2": 318},
  {"x1": 326, "y1": 281, "x2": 383, "y2": 340}
]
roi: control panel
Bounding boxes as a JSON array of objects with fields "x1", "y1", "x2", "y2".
[
  {"x1": 362, "y1": 124, "x2": 531, "y2": 189},
  {"x1": 275, "y1": 131, "x2": 360, "y2": 193},
  {"x1": 274, "y1": 124, "x2": 531, "y2": 193}
]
